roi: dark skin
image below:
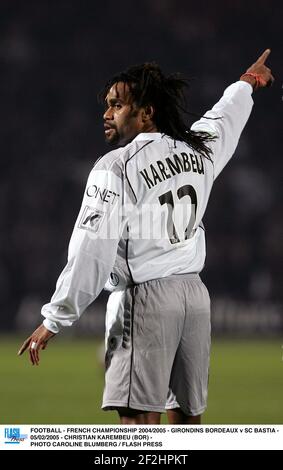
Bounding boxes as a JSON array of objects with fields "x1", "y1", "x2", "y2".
[
  {"x1": 103, "y1": 81, "x2": 157, "y2": 146},
  {"x1": 18, "y1": 49, "x2": 274, "y2": 424}
]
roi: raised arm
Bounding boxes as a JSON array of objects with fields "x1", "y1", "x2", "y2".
[
  {"x1": 240, "y1": 48, "x2": 274, "y2": 90},
  {"x1": 191, "y1": 49, "x2": 274, "y2": 179}
]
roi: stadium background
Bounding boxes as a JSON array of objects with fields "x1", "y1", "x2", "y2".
[{"x1": 0, "y1": 0, "x2": 282, "y2": 424}]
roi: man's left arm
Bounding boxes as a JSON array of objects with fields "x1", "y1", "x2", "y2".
[{"x1": 191, "y1": 49, "x2": 274, "y2": 179}]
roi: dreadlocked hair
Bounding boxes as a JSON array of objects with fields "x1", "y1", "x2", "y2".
[{"x1": 99, "y1": 62, "x2": 218, "y2": 161}]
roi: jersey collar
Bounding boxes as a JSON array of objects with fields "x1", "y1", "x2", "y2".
[{"x1": 132, "y1": 132, "x2": 163, "y2": 142}]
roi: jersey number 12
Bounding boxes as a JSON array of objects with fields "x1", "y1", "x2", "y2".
[{"x1": 158, "y1": 185, "x2": 197, "y2": 244}]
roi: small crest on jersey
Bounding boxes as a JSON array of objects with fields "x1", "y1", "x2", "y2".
[
  {"x1": 78, "y1": 206, "x2": 105, "y2": 233},
  {"x1": 109, "y1": 272, "x2": 119, "y2": 286}
]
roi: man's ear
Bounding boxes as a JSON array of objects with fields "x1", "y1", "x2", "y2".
[{"x1": 142, "y1": 105, "x2": 155, "y2": 122}]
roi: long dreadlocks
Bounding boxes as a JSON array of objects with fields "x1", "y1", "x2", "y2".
[{"x1": 99, "y1": 62, "x2": 217, "y2": 161}]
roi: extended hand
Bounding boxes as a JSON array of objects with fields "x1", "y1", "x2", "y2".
[
  {"x1": 240, "y1": 49, "x2": 275, "y2": 90},
  {"x1": 18, "y1": 324, "x2": 56, "y2": 365}
]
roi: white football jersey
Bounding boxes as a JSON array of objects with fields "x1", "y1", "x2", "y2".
[{"x1": 42, "y1": 81, "x2": 253, "y2": 332}]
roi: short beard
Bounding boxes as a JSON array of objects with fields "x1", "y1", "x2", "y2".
[
  {"x1": 106, "y1": 135, "x2": 119, "y2": 146},
  {"x1": 105, "y1": 106, "x2": 139, "y2": 147},
  {"x1": 105, "y1": 128, "x2": 120, "y2": 146}
]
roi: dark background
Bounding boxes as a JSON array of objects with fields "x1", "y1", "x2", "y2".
[{"x1": 0, "y1": 0, "x2": 282, "y2": 330}]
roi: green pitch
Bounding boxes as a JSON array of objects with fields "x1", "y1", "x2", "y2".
[{"x1": 0, "y1": 336, "x2": 282, "y2": 424}]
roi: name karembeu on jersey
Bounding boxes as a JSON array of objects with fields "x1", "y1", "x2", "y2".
[{"x1": 139, "y1": 151, "x2": 205, "y2": 189}]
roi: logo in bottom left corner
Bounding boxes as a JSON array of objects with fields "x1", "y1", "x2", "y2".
[{"x1": 4, "y1": 427, "x2": 28, "y2": 445}]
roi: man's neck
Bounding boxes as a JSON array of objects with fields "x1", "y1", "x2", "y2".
[{"x1": 142, "y1": 122, "x2": 158, "y2": 133}]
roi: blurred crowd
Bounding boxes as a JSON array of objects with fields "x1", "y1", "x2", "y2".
[{"x1": 0, "y1": 0, "x2": 282, "y2": 329}]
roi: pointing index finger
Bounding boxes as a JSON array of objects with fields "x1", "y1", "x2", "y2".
[{"x1": 256, "y1": 48, "x2": 271, "y2": 64}]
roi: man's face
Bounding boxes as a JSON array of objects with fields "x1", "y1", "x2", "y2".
[{"x1": 103, "y1": 82, "x2": 145, "y2": 146}]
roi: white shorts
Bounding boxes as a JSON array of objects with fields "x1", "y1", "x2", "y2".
[{"x1": 102, "y1": 273, "x2": 211, "y2": 416}]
